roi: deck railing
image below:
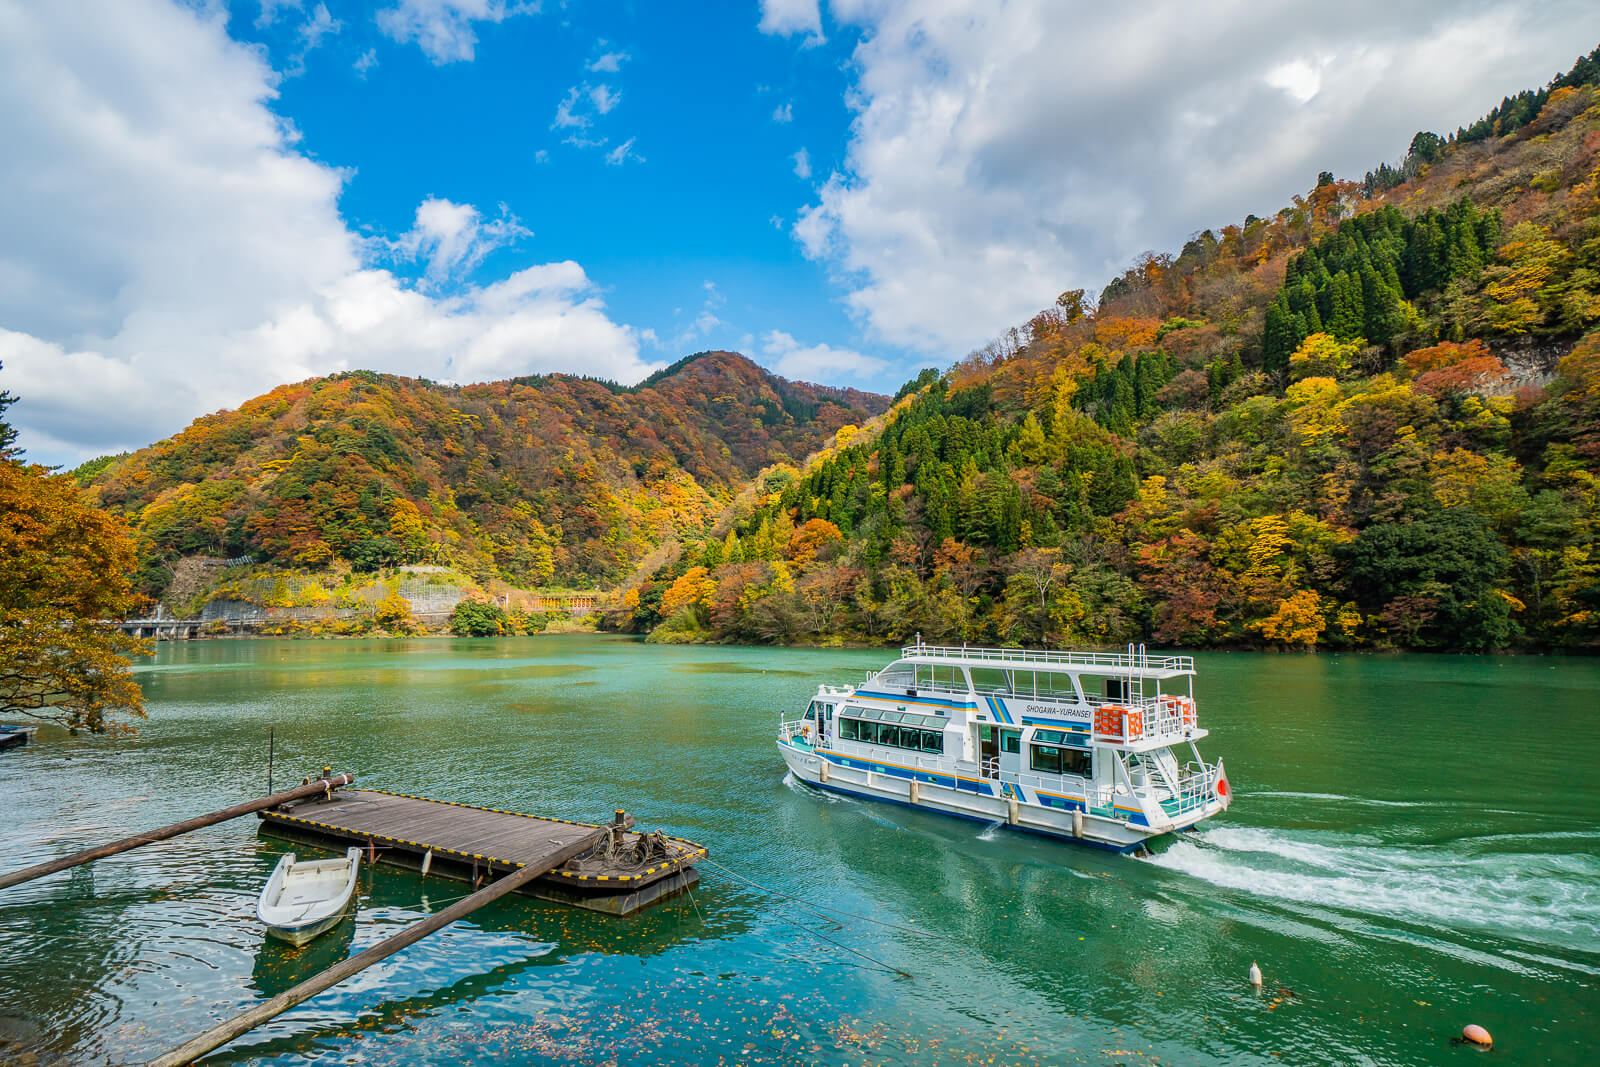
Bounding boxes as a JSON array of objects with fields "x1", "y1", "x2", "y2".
[
  {"x1": 900, "y1": 643, "x2": 1194, "y2": 673},
  {"x1": 1159, "y1": 761, "x2": 1220, "y2": 818}
]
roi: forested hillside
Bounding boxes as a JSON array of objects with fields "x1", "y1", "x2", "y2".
[
  {"x1": 616, "y1": 49, "x2": 1600, "y2": 652},
  {"x1": 82, "y1": 352, "x2": 885, "y2": 599}
]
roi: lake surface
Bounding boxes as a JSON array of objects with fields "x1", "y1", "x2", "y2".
[{"x1": 1, "y1": 636, "x2": 1596, "y2": 1065}]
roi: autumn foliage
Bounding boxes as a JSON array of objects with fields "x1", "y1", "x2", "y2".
[
  {"x1": 0, "y1": 457, "x2": 150, "y2": 733},
  {"x1": 81, "y1": 353, "x2": 885, "y2": 600},
  {"x1": 617, "y1": 60, "x2": 1600, "y2": 652}
]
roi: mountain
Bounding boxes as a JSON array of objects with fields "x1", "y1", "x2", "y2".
[
  {"x1": 620, "y1": 48, "x2": 1600, "y2": 652},
  {"x1": 82, "y1": 351, "x2": 887, "y2": 600}
]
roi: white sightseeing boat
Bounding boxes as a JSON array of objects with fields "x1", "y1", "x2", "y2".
[{"x1": 777, "y1": 639, "x2": 1230, "y2": 851}]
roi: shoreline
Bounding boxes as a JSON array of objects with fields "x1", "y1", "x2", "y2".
[{"x1": 127, "y1": 626, "x2": 1595, "y2": 657}]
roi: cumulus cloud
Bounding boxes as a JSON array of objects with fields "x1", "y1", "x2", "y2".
[
  {"x1": 0, "y1": 0, "x2": 655, "y2": 463},
  {"x1": 758, "y1": 0, "x2": 823, "y2": 42},
  {"x1": 388, "y1": 198, "x2": 532, "y2": 286},
  {"x1": 376, "y1": 0, "x2": 537, "y2": 65},
  {"x1": 799, "y1": 0, "x2": 1600, "y2": 355},
  {"x1": 759, "y1": 329, "x2": 885, "y2": 382},
  {"x1": 353, "y1": 47, "x2": 379, "y2": 76},
  {"x1": 792, "y1": 147, "x2": 811, "y2": 179},
  {"x1": 772, "y1": 102, "x2": 793, "y2": 123}
]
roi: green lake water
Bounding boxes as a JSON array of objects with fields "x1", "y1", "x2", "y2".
[{"x1": 1, "y1": 636, "x2": 1597, "y2": 1065}]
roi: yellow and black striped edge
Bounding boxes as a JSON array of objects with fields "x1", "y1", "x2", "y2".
[{"x1": 263, "y1": 800, "x2": 709, "y2": 884}]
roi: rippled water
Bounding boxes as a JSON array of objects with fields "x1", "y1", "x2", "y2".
[{"x1": 1, "y1": 637, "x2": 1596, "y2": 1064}]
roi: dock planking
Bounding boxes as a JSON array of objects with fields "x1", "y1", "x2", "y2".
[{"x1": 259, "y1": 789, "x2": 706, "y2": 914}]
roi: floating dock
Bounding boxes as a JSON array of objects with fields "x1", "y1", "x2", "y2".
[{"x1": 259, "y1": 788, "x2": 706, "y2": 915}]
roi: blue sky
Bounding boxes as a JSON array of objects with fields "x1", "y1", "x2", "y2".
[
  {"x1": 242, "y1": 0, "x2": 889, "y2": 382},
  {"x1": 3, "y1": 1, "x2": 1599, "y2": 463}
]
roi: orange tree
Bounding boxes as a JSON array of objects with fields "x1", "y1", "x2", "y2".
[{"x1": 0, "y1": 453, "x2": 150, "y2": 734}]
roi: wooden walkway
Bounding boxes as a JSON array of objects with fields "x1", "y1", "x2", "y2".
[{"x1": 260, "y1": 789, "x2": 706, "y2": 914}]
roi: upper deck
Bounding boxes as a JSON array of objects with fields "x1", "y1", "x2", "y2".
[{"x1": 897, "y1": 642, "x2": 1195, "y2": 680}]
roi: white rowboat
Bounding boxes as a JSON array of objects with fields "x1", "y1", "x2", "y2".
[{"x1": 257, "y1": 847, "x2": 361, "y2": 945}]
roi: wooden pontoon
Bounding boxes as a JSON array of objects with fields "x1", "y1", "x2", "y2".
[{"x1": 258, "y1": 788, "x2": 706, "y2": 915}]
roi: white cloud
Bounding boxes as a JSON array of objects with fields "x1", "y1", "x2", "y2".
[
  {"x1": 792, "y1": 147, "x2": 811, "y2": 179},
  {"x1": 758, "y1": 0, "x2": 823, "y2": 42},
  {"x1": 800, "y1": 0, "x2": 1600, "y2": 355},
  {"x1": 1265, "y1": 57, "x2": 1327, "y2": 103},
  {"x1": 553, "y1": 82, "x2": 621, "y2": 130},
  {"x1": 605, "y1": 137, "x2": 642, "y2": 166},
  {"x1": 376, "y1": 0, "x2": 537, "y2": 65},
  {"x1": 533, "y1": 148, "x2": 550, "y2": 163},
  {"x1": 256, "y1": 0, "x2": 302, "y2": 28},
  {"x1": 772, "y1": 102, "x2": 793, "y2": 123},
  {"x1": 285, "y1": 2, "x2": 341, "y2": 78},
  {"x1": 389, "y1": 197, "x2": 531, "y2": 286},
  {"x1": 589, "y1": 83, "x2": 621, "y2": 115},
  {"x1": 353, "y1": 47, "x2": 379, "y2": 76},
  {"x1": 759, "y1": 329, "x2": 886, "y2": 382},
  {"x1": 0, "y1": 0, "x2": 655, "y2": 463},
  {"x1": 588, "y1": 49, "x2": 629, "y2": 73},
  {"x1": 552, "y1": 85, "x2": 589, "y2": 128}
]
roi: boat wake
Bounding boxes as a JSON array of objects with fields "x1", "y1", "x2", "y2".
[
  {"x1": 1247, "y1": 790, "x2": 1442, "y2": 809},
  {"x1": 1145, "y1": 824, "x2": 1600, "y2": 958}
]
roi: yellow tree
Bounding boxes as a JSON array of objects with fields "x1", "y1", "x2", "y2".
[
  {"x1": 661, "y1": 566, "x2": 717, "y2": 619},
  {"x1": 1, "y1": 459, "x2": 150, "y2": 733}
]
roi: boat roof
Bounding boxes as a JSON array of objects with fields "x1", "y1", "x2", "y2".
[{"x1": 895, "y1": 643, "x2": 1195, "y2": 680}]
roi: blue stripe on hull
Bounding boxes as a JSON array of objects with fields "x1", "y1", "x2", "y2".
[{"x1": 793, "y1": 774, "x2": 1143, "y2": 854}]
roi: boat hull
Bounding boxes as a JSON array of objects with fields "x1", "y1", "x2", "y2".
[
  {"x1": 778, "y1": 739, "x2": 1209, "y2": 852},
  {"x1": 264, "y1": 910, "x2": 349, "y2": 946}
]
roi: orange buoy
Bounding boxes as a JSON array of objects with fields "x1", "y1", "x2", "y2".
[{"x1": 1462, "y1": 1024, "x2": 1492, "y2": 1048}]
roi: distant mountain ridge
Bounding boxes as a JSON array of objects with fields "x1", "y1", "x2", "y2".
[{"x1": 83, "y1": 350, "x2": 888, "y2": 598}]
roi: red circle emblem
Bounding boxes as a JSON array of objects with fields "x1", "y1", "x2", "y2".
[{"x1": 1216, "y1": 776, "x2": 1230, "y2": 798}]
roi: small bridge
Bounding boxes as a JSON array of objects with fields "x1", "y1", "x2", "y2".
[{"x1": 528, "y1": 591, "x2": 601, "y2": 614}]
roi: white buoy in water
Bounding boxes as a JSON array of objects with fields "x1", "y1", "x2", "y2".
[{"x1": 1248, "y1": 961, "x2": 1263, "y2": 988}]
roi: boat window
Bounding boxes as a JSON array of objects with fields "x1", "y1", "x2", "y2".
[
  {"x1": 1001, "y1": 729, "x2": 1021, "y2": 754},
  {"x1": 1060, "y1": 749, "x2": 1092, "y2": 777},
  {"x1": 875, "y1": 665, "x2": 916, "y2": 689},
  {"x1": 1036, "y1": 672, "x2": 1080, "y2": 700},
  {"x1": 914, "y1": 663, "x2": 965, "y2": 690},
  {"x1": 921, "y1": 730, "x2": 944, "y2": 753},
  {"x1": 1030, "y1": 745, "x2": 1062, "y2": 775},
  {"x1": 1031, "y1": 743, "x2": 1091, "y2": 777},
  {"x1": 969, "y1": 667, "x2": 1010, "y2": 694},
  {"x1": 804, "y1": 705, "x2": 817, "y2": 722},
  {"x1": 841, "y1": 718, "x2": 859, "y2": 741}
]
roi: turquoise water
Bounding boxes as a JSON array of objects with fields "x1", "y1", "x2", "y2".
[{"x1": 1, "y1": 637, "x2": 1597, "y2": 1064}]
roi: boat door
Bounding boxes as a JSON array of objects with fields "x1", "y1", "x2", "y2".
[{"x1": 977, "y1": 724, "x2": 1000, "y2": 778}]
